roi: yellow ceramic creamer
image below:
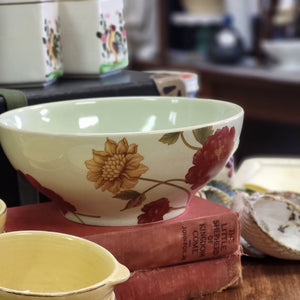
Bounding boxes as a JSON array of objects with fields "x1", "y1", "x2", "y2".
[{"x1": 0, "y1": 231, "x2": 129, "y2": 299}]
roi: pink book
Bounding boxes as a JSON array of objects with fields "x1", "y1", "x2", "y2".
[
  {"x1": 114, "y1": 253, "x2": 242, "y2": 300},
  {"x1": 6, "y1": 195, "x2": 240, "y2": 271}
]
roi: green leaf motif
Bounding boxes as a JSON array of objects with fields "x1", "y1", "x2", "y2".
[
  {"x1": 96, "y1": 32, "x2": 102, "y2": 38},
  {"x1": 192, "y1": 126, "x2": 214, "y2": 145},
  {"x1": 113, "y1": 190, "x2": 141, "y2": 201},
  {"x1": 159, "y1": 132, "x2": 181, "y2": 145},
  {"x1": 121, "y1": 193, "x2": 147, "y2": 211},
  {"x1": 114, "y1": 190, "x2": 147, "y2": 211}
]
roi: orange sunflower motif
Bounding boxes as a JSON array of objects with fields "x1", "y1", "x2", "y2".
[{"x1": 85, "y1": 138, "x2": 149, "y2": 194}]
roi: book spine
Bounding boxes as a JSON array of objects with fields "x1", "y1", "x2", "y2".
[
  {"x1": 85, "y1": 211, "x2": 240, "y2": 271},
  {"x1": 114, "y1": 253, "x2": 242, "y2": 300}
]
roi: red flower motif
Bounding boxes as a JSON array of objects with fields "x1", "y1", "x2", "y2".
[
  {"x1": 226, "y1": 156, "x2": 235, "y2": 178},
  {"x1": 185, "y1": 126, "x2": 235, "y2": 190},
  {"x1": 122, "y1": 28, "x2": 127, "y2": 38},
  {"x1": 18, "y1": 171, "x2": 76, "y2": 214},
  {"x1": 137, "y1": 198, "x2": 170, "y2": 224},
  {"x1": 101, "y1": 33, "x2": 107, "y2": 43}
]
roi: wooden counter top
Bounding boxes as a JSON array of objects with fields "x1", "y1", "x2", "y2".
[{"x1": 201, "y1": 256, "x2": 300, "y2": 300}]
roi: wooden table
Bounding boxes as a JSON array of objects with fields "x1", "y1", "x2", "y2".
[{"x1": 201, "y1": 256, "x2": 300, "y2": 300}]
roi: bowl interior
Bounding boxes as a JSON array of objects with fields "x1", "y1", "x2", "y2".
[
  {"x1": 0, "y1": 97, "x2": 243, "y2": 135},
  {"x1": 0, "y1": 231, "x2": 115, "y2": 293}
]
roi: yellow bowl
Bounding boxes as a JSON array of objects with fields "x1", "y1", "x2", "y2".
[
  {"x1": 0, "y1": 199, "x2": 7, "y2": 233},
  {"x1": 0, "y1": 231, "x2": 129, "y2": 299}
]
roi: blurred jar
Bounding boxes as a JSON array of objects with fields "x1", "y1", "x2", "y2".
[
  {"x1": 259, "y1": 0, "x2": 300, "y2": 70},
  {"x1": 0, "y1": 0, "x2": 63, "y2": 87},
  {"x1": 260, "y1": 0, "x2": 300, "y2": 39},
  {"x1": 59, "y1": 0, "x2": 129, "y2": 77},
  {"x1": 169, "y1": 13, "x2": 223, "y2": 57},
  {"x1": 147, "y1": 70, "x2": 199, "y2": 97}
]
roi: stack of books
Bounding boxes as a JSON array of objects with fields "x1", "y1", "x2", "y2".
[{"x1": 6, "y1": 194, "x2": 242, "y2": 299}]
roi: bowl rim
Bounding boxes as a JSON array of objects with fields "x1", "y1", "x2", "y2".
[
  {"x1": 0, "y1": 230, "x2": 126, "y2": 297},
  {"x1": 0, "y1": 96, "x2": 244, "y2": 137}
]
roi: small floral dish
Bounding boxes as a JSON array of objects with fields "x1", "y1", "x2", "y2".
[
  {"x1": 233, "y1": 157, "x2": 300, "y2": 259},
  {"x1": 239, "y1": 191, "x2": 300, "y2": 260},
  {"x1": 0, "y1": 96, "x2": 243, "y2": 225},
  {"x1": 198, "y1": 181, "x2": 267, "y2": 258},
  {"x1": 0, "y1": 230, "x2": 129, "y2": 299},
  {"x1": 197, "y1": 182, "x2": 235, "y2": 208}
]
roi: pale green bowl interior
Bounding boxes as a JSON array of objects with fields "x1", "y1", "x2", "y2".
[{"x1": 0, "y1": 97, "x2": 243, "y2": 135}]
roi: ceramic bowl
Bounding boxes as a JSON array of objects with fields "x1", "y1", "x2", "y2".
[
  {"x1": 261, "y1": 39, "x2": 300, "y2": 72},
  {"x1": 0, "y1": 96, "x2": 244, "y2": 225},
  {"x1": 0, "y1": 0, "x2": 63, "y2": 87},
  {"x1": 0, "y1": 199, "x2": 7, "y2": 233},
  {"x1": 0, "y1": 231, "x2": 129, "y2": 299}
]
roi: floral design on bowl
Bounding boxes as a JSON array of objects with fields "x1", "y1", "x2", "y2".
[
  {"x1": 81, "y1": 125, "x2": 236, "y2": 224},
  {"x1": 85, "y1": 137, "x2": 148, "y2": 195}
]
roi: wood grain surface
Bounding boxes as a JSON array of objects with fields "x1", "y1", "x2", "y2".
[{"x1": 199, "y1": 256, "x2": 300, "y2": 300}]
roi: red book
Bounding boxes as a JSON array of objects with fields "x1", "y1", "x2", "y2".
[
  {"x1": 114, "y1": 253, "x2": 242, "y2": 300},
  {"x1": 6, "y1": 195, "x2": 240, "y2": 271}
]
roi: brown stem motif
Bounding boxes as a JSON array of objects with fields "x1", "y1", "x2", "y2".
[
  {"x1": 118, "y1": 177, "x2": 191, "y2": 212},
  {"x1": 74, "y1": 212, "x2": 102, "y2": 219},
  {"x1": 139, "y1": 177, "x2": 191, "y2": 199},
  {"x1": 180, "y1": 132, "x2": 201, "y2": 150},
  {"x1": 69, "y1": 213, "x2": 86, "y2": 224}
]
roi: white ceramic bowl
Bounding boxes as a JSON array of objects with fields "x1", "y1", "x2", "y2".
[
  {"x1": 0, "y1": 96, "x2": 243, "y2": 225},
  {"x1": 0, "y1": 230, "x2": 129, "y2": 299},
  {"x1": 261, "y1": 39, "x2": 300, "y2": 72}
]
